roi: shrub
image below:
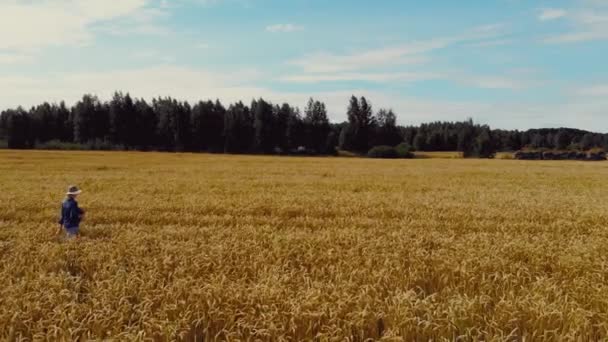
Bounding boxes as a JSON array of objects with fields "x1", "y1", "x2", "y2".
[
  {"x1": 289, "y1": 146, "x2": 316, "y2": 156},
  {"x1": 567, "y1": 143, "x2": 581, "y2": 151},
  {"x1": 587, "y1": 149, "x2": 607, "y2": 161},
  {"x1": 588, "y1": 147, "x2": 606, "y2": 154},
  {"x1": 37, "y1": 140, "x2": 88, "y2": 151},
  {"x1": 514, "y1": 149, "x2": 606, "y2": 161},
  {"x1": 36, "y1": 139, "x2": 126, "y2": 151},
  {"x1": 395, "y1": 143, "x2": 414, "y2": 159},
  {"x1": 367, "y1": 145, "x2": 398, "y2": 159},
  {"x1": 86, "y1": 139, "x2": 125, "y2": 151},
  {"x1": 337, "y1": 150, "x2": 359, "y2": 158}
]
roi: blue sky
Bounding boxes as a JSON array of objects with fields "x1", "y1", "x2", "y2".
[{"x1": 1, "y1": 0, "x2": 608, "y2": 130}]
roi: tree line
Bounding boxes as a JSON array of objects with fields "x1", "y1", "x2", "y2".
[
  {"x1": 402, "y1": 124, "x2": 608, "y2": 153},
  {"x1": 1, "y1": 92, "x2": 606, "y2": 157}
]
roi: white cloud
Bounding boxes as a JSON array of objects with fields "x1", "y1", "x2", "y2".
[
  {"x1": 75, "y1": 0, "x2": 148, "y2": 21},
  {"x1": 544, "y1": 30, "x2": 608, "y2": 43},
  {"x1": 266, "y1": 24, "x2": 304, "y2": 33},
  {"x1": 129, "y1": 50, "x2": 175, "y2": 63},
  {"x1": 0, "y1": 0, "x2": 164, "y2": 52},
  {"x1": 0, "y1": 2, "x2": 89, "y2": 51},
  {"x1": 287, "y1": 36, "x2": 467, "y2": 74},
  {"x1": 279, "y1": 72, "x2": 441, "y2": 83},
  {"x1": 452, "y1": 74, "x2": 533, "y2": 90},
  {"x1": 577, "y1": 84, "x2": 608, "y2": 96},
  {"x1": 289, "y1": 51, "x2": 430, "y2": 73},
  {"x1": 466, "y1": 39, "x2": 514, "y2": 48},
  {"x1": 287, "y1": 24, "x2": 505, "y2": 74},
  {"x1": 581, "y1": 0, "x2": 608, "y2": 7},
  {"x1": 0, "y1": 66, "x2": 262, "y2": 111},
  {"x1": 96, "y1": 7, "x2": 171, "y2": 36},
  {"x1": 539, "y1": 8, "x2": 567, "y2": 21},
  {"x1": 280, "y1": 70, "x2": 533, "y2": 90},
  {"x1": 279, "y1": 24, "x2": 534, "y2": 91},
  {"x1": 577, "y1": 11, "x2": 608, "y2": 24},
  {"x1": 543, "y1": 3, "x2": 608, "y2": 43},
  {"x1": 0, "y1": 53, "x2": 34, "y2": 65}
]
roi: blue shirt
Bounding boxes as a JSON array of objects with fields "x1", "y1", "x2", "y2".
[{"x1": 58, "y1": 198, "x2": 83, "y2": 229}]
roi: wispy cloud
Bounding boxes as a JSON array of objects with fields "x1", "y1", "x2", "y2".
[
  {"x1": 129, "y1": 49, "x2": 175, "y2": 63},
  {"x1": 96, "y1": 6, "x2": 171, "y2": 36},
  {"x1": 266, "y1": 24, "x2": 304, "y2": 33},
  {"x1": 465, "y1": 38, "x2": 515, "y2": 48},
  {"x1": 289, "y1": 50, "x2": 430, "y2": 73},
  {"x1": 577, "y1": 84, "x2": 608, "y2": 96},
  {"x1": 0, "y1": 52, "x2": 34, "y2": 64},
  {"x1": 542, "y1": 3, "x2": 608, "y2": 43},
  {"x1": 456, "y1": 74, "x2": 533, "y2": 90},
  {"x1": 280, "y1": 70, "x2": 533, "y2": 90},
  {"x1": 539, "y1": 8, "x2": 567, "y2": 21},
  {"x1": 544, "y1": 30, "x2": 608, "y2": 43},
  {"x1": 287, "y1": 24, "x2": 505, "y2": 74},
  {"x1": 0, "y1": 66, "x2": 263, "y2": 111},
  {"x1": 280, "y1": 72, "x2": 441, "y2": 83},
  {"x1": 280, "y1": 24, "x2": 527, "y2": 90},
  {"x1": 0, "y1": 0, "x2": 172, "y2": 54}
]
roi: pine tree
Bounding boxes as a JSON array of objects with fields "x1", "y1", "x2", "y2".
[
  {"x1": 74, "y1": 95, "x2": 104, "y2": 144},
  {"x1": 209, "y1": 100, "x2": 226, "y2": 152},
  {"x1": 554, "y1": 130, "x2": 571, "y2": 150},
  {"x1": 134, "y1": 99, "x2": 157, "y2": 150},
  {"x1": 340, "y1": 96, "x2": 360, "y2": 151},
  {"x1": 473, "y1": 126, "x2": 496, "y2": 158},
  {"x1": 304, "y1": 98, "x2": 331, "y2": 153},
  {"x1": 580, "y1": 133, "x2": 594, "y2": 150},
  {"x1": 375, "y1": 109, "x2": 402, "y2": 147},
  {"x1": 286, "y1": 107, "x2": 305, "y2": 151},
  {"x1": 5, "y1": 108, "x2": 32, "y2": 148},
  {"x1": 56, "y1": 101, "x2": 73, "y2": 142},
  {"x1": 253, "y1": 98, "x2": 275, "y2": 153},
  {"x1": 109, "y1": 92, "x2": 137, "y2": 148},
  {"x1": 224, "y1": 102, "x2": 253, "y2": 153},
  {"x1": 531, "y1": 133, "x2": 545, "y2": 149},
  {"x1": 275, "y1": 103, "x2": 293, "y2": 152},
  {"x1": 357, "y1": 96, "x2": 376, "y2": 151},
  {"x1": 413, "y1": 131, "x2": 427, "y2": 151},
  {"x1": 30, "y1": 102, "x2": 55, "y2": 144},
  {"x1": 154, "y1": 97, "x2": 191, "y2": 151},
  {"x1": 341, "y1": 96, "x2": 376, "y2": 152},
  {"x1": 191, "y1": 100, "x2": 213, "y2": 152},
  {"x1": 0, "y1": 111, "x2": 8, "y2": 141}
]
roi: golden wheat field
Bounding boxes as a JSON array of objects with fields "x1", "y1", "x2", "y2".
[{"x1": 1, "y1": 150, "x2": 608, "y2": 341}]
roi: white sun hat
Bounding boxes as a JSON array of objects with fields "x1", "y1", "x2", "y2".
[{"x1": 66, "y1": 185, "x2": 82, "y2": 195}]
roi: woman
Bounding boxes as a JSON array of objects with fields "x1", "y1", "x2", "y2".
[{"x1": 57, "y1": 185, "x2": 85, "y2": 239}]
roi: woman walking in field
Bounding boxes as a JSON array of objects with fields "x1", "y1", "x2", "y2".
[{"x1": 57, "y1": 185, "x2": 85, "y2": 239}]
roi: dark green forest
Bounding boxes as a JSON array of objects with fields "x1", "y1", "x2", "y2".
[{"x1": 1, "y1": 92, "x2": 606, "y2": 158}]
